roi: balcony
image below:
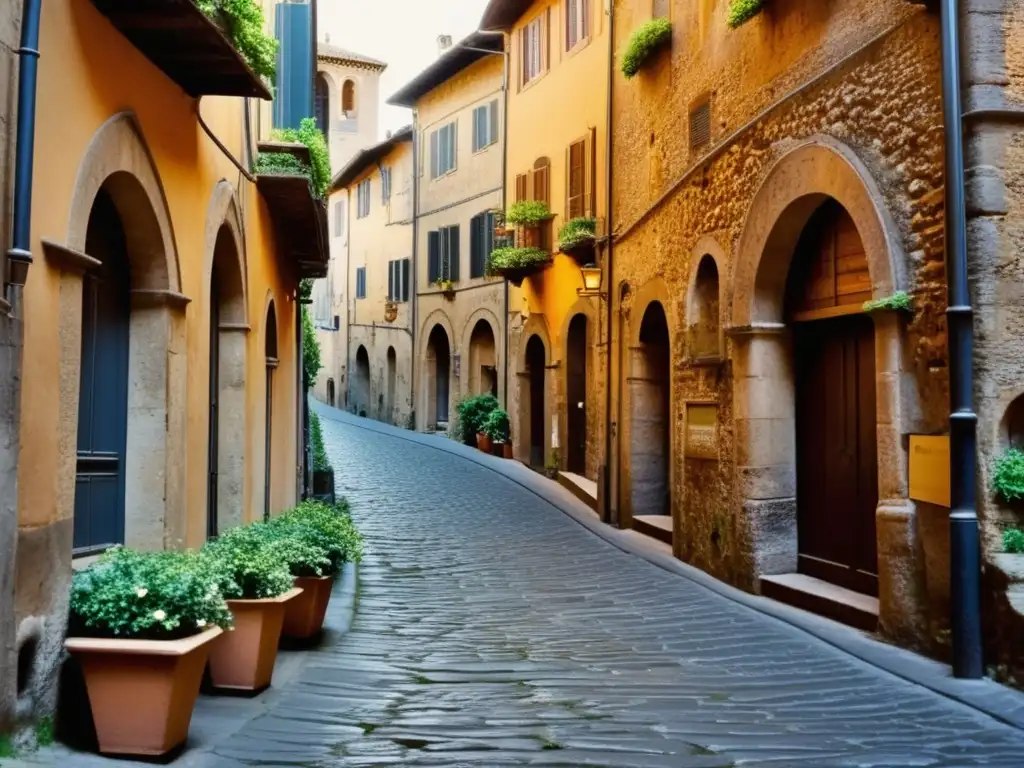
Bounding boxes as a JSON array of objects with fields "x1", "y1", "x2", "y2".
[{"x1": 90, "y1": 0, "x2": 272, "y2": 99}]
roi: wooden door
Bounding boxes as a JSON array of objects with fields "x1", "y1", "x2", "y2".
[
  {"x1": 567, "y1": 316, "x2": 587, "y2": 474},
  {"x1": 74, "y1": 192, "x2": 130, "y2": 554},
  {"x1": 794, "y1": 313, "x2": 879, "y2": 595},
  {"x1": 527, "y1": 337, "x2": 545, "y2": 467}
]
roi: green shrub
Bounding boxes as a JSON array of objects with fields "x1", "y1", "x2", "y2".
[
  {"x1": 198, "y1": 0, "x2": 278, "y2": 79},
  {"x1": 1004, "y1": 527, "x2": 1024, "y2": 554},
  {"x1": 302, "y1": 308, "x2": 322, "y2": 389},
  {"x1": 489, "y1": 247, "x2": 551, "y2": 272},
  {"x1": 277, "y1": 500, "x2": 364, "y2": 564},
  {"x1": 255, "y1": 152, "x2": 308, "y2": 178},
  {"x1": 311, "y1": 411, "x2": 330, "y2": 472},
  {"x1": 482, "y1": 408, "x2": 510, "y2": 443},
  {"x1": 993, "y1": 448, "x2": 1024, "y2": 503},
  {"x1": 202, "y1": 524, "x2": 295, "y2": 600},
  {"x1": 272, "y1": 118, "x2": 331, "y2": 198},
  {"x1": 69, "y1": 547, "x2": 233, "y2": 641},
  {"x1": 863, "y1": 291, "x2": 913, "y2": 314},
  {"x1": 506, "y1": 200, "x2": 551, "y2": 226},
  {"x1": 621, "y1": 18, "x2": 672, "y2": 79},
  {"x1": 35, "y1": 717, "x2": 54, "y2": 748},
  {"x1": 0, "y1": 734, "x2": 15, "y2": 758},
  {"x1": 727, "y1": 0, "x2": 765, "y2": 28},
  {"x1": 457, "y1": 393, "x2": 500, "y2": 445},
  {"x1": 260, "y1": 519, "x2": 339, "y2": 577},
  {"x1": 558, "y1": 217, "x2": 597, "y2": 252}
]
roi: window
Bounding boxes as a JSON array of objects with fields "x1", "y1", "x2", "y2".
[
  {"x1": 472, "y1": 100, "x2": 499, "y2": 152},
  {"x1": 430, "y1": 121, "x2": 458, "y2": 179},
  {"x1": 333, "y1": 200, "x2": 347, "y2": 239},
  {"x1": 427, "y1": 226, "x2": 460, "y2": 283},
  {"x1": 315, "y1": 74, "x2": 330, "y2": 135},
  {"x1": 515, "y1": 173, "x2": 529, "y2": 203},
  {"x1": 342, "y1": 80, "x2": 356, "y2": 115},
  {"x1": 521, "y1": 15, "x2": 545, "y2": 85},
  {"x1": 533, "y1": 157, "x2": 550, "y2": 204},
  {"x1": 381, "y1": 166, "x2": 392, "y2": 203},
  {"x1": 690, "y1": 99, "x2": 712, "y2": 153},
  {"x1": 357, "y1": 178, "x2": 371, "y2": 218},
  {"x1": 355, "y1": 267, "x2": 367, "y2": 299},
  {"x1": 566, "y1": 0, "x2": 589, "y2": 50},
  {"x1": 388, "y1": 258, "x2": 411, "y2": 302},
  {"x1": 470, "y1": 212, "x2": 495, "y2": 279},
  {"x1": 566, "y1": 128, "x2": 596, "y2": 219}
]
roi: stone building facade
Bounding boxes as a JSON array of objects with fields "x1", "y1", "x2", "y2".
[
  {"x1": 1, "y1": 0, "x2": 323, "y2": 744},
  {"x1": 388, "y1": 33, "x2": 508, "y2": 434},
  {"x1": 607, "y1": 0, "x2": 1024, "y2": 676},
  {"x1": 325, "y1": 130, "x2": 415, "y2": 427}
]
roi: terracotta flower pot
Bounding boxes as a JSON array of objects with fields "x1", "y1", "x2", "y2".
[
  {"x1": 503, "y1": 443, "x2": 514, "y2": 459},
  {"x1": 476, "y1": 432, "x2": 493, "y2": 453},
  {"x1": 64, "y1": 626, "x2": 223, "y2": 756},
  {"x1": 282, "y1": 574, "x2": 335, "y2": 640},
  {"x1": 208, "y1": 587, "x2": 302, "y2": 692}
]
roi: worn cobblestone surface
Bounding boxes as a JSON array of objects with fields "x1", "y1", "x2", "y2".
[{"x1": 197, "y1": 408, "x2": 1024, "y2": 767}]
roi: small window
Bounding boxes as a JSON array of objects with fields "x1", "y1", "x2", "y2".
[
  {"x1": 566, "y1": 0, "x2": 589, "y2": 50},
  {"x1": 470, "y1": 212, "x2": 495, "y2": 278},
  {"x1": 388, "y1": 258, "x2": 411, "y2": 302},
  {"x1": 342, "y1": 80, "x2": 356, "y2": 115},
  {"x1": 533, "y1": 157, "x2": 550, "y2": 205},
  {"x1": 472, "y1": 100, "x2": 500, "y2": 152},
  {"x1": 690, "y1": 99, "x2": 712, "y2": 153},
  {"x1": 522, "y1": 15, "x2": 545, "y2": 85},
  {"x1": 355, "y1": 267, "x2": 367, "y2": 299},
  {"x1": 427, "y1": 226, "x2": 460, "y2": 283},
  {"x1": 429, "y1": 121, "x2": 458, "y2": 179},
  {"x1": 357, "y1": 178, "x2": 371, "y2": 218},
  {"x1": 381, "y1": 167, "x2": 392, "y2": 203}
]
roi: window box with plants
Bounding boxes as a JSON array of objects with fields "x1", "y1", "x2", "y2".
[
  {"x1": 488, "y1": 247, "x2": 552, "y2": 287},
  {"x1": 65, "y1": 547, "x2": 232, "y2": 756},
  {"x1": 506, "y1": 200, "x2": 554, "y2": 249},
  {"x1": 90, "y1": 0, "x2": 275, "y2": 99},
  {"x1": 621, "y1": 17, "x2": 672, "y2": 79},
  {"x1": 269, "y1": 500, "x2": 364, "y2": 640},
  {"x1": 202, "y1": 525, "x2": 303, "y2": 692},
  {"x1": 483, "y1": 408, "x2": 513, "y2": 459},
  {"x1": 434, "y1": 278, "x2": 457, "y2": 300},
  {"x1": 558, "y1": 217, "x2": 598, "y2": 262}
]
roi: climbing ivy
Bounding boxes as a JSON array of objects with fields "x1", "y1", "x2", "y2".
[
  {"x1": 302, "y1": 308, "x2": 321, "y2": 389},
  {"x1": 272, "y1": 118, "x2": 331, "y2": 199},
  {"x1": 197, "y1": 0, "x2": 278, "y2": 79}
]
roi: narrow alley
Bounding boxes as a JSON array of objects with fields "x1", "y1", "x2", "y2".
[{"x1": 200, "y1": 406, "x2": 1024, "y2": 767}]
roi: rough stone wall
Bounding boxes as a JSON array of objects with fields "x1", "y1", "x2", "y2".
[
  {"x1": 348, "y1": 325, "x2": 414, "y2": 427},
  {"x1": 611, "y1": 4, "x2": 951, "y2": 645}
]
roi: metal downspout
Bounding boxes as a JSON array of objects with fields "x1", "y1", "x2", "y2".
[
  {"x1": 500, "y1": 39, "x2": 510, "y2": 409},
  {"x1": 411, "y1": 111, "x2": 419, "y2": 427},
  {"x1": 5, "y1": 0, "x2": 43, "y2": 290},
  {"x1": 602, "y1": 2, "x2": 615, "y2": 526},
  {"x1": 940, "y1": 0, "x2": 983, "y2": 678}
]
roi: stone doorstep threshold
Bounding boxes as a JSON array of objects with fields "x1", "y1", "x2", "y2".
[
  {"x1": 632, "y1": 514, "x2": 673, "y2": 546},
  {"x1": 557, "y1": 471, "x2": 598, "y2": 512},
  {"x1": 760, "y1": 573, "x2": 879, "y2": 633},
  {"x1": 311, "y1": 403, "x2": 1024, "y2": 733}
]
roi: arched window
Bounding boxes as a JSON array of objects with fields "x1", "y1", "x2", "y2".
[
  {"x1": 342, "y1": 80, "x2": 356, "y2": 116},
  {"x1": 532, "y1": 156, "x2": 550, "y2": 204},
  {"x1": 314, "y1": 73, "x2": 330, "y2": 135},
  {"x1": 689, "y1": 255, "x2": 721, "y2": 360}
]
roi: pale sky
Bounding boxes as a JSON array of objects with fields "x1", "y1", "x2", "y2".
[{"x1": 319, "y1": 0, "x2": 491, "y2": 137}]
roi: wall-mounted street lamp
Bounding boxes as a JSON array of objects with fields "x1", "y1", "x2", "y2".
[{"x1": 577, "y1": 263, "x2": 604, "y2": 297}]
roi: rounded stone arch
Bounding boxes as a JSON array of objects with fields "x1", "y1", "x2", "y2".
[
  {"x1": 204, "y1": 180, "x2": 248, "y2": 325},
  {"x1": 517, "y1": 313, "x2": 553, "y2": 371},
  {"x1": 418, "y1": 308, "x2": 456, "y2": 430},
  {"x1": 459, "y1": 306, "x2": 503, "y2": 399},
  {"x1": 341, "y1": 78, "x2": 358, "y2": 115},
  {"x1": 560, "y1": 297, "x2": 600, "y2": 476},
  {"x1": 418, "y1": 307, "x2": 457, "y2": 364},
  {"x1": 628, "y1": 276, "x2": 675, "y2": 349},
  {"x1": 732, "y1": 137, "x2": 904, "y2": 328},
  {"x1": 515, "y1": 314, "x2": 554, "y2": 466},
  {"x1": 685, "y1": 235, "x2": 727, "y2": 361},
  {"x1": 66, "y1": 111, "x2": 181, "y2": 292},
  {"x1": 263, "y1": 290, "x2": 280, "y2": 360}
]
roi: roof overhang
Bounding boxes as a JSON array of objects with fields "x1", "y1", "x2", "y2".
[
  {"x1": 330, "y1": 126, "x2": 414, "y2": 191},
  {"x1": 387, "y1": 32, "x2": 504, "y2": 108},
  {"x1": 479, "y1": 0, "x2": 534, "y2": 31},
  {"x1": 317, "y1": 44, "x2": 388, "y2": 72}
]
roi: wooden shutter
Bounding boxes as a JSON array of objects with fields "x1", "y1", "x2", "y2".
[
  {"x1": 430, "y1": 130, "x2": 439, "y2": 178},
  {"x1": 489, "y1": 100, "x2": 499, "y2": 148},
  {"x1": 448, "y1": 226, "x2": 461, "y2": 281},
  {"x1": 515, "y1": 173, "x2": 528, "y2": 203},
  {"x1": 402, "y1": 258, "x2": 410, "y2": 301},
  {"x1": 533, "y1": 160, "x2": 549, "y2": 204},
  {"x1": 585, "y1": 126, "x2": 596, "y2": 217},
  {"x1": 470, "y1": 215, "x2": 481, "y2": 278},
  {"x1": 387, "y1": 261, "x2": 394, "y2": 300},
  {"x1": 428, "y1": 231, "x2": 441, "y2": 282},
  {"x1": 567, "y1": 140, "x2": 585, "y2": 219},
  {"x1": 545, "y1": 7, "x2": 551, "y2": 72}
]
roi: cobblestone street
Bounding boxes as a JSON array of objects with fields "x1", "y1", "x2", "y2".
[{"x1": 199, "y1": 406, "x2": 1024, "y2": 767}]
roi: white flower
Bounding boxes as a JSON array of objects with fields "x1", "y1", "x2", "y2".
[
  {"x1": 196, "y1": 619, "x2": 207, "y2": 628},
  {"x1": 153, "y1": 609, "x2": 167, "y2": 621},
  {"x1": 135, "y1": 587, "x2": 148, "y2": 598}
]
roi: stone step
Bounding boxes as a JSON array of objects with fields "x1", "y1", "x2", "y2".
[
  {"x1": 632, "y1": 515, "x2": 673, "y2": 545},
  {"x1": 759, "y1": 573, "x2": 879, "y2": 632},
  {"x1": 557, "y1": 471, "x2": 597, "y2": 512}
]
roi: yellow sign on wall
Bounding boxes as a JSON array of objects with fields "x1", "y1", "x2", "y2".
[{"x1": 909, "y1": 435, "x2": 950, "y2": 507}]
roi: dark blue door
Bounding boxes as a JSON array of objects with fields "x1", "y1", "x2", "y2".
[{"x1": 74, "y1": 189, "x2": 130, "y2": 554}]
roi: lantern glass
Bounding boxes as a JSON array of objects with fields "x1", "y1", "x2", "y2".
[{"x1": 580, "y1": 264, "x2": 602, "y2": 293}]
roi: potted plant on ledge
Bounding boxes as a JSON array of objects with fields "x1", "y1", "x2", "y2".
[
  {"x1": 203, "y1": 524, "x2": 301, "y2": 693},
  {"x1": 457, "y1": 393, "x2": 500, "y2": 450},
  {"x1": 434, "y1": 278, "x2": 456, "y2": 300},
  {"x1": 65, "y1": 547, "x2": 231, "y2": 756},
  {"x1": 488, "y1": 246, "x2": 552, "y2": 287},
  {"x1": 483, "y1": 408, "x2": 512, "y2": 459},
  {"x1": 558, "y1": 217, "x2": 598, "y2": 263}
]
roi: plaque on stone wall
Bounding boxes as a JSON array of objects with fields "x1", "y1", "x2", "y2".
[
  {"x1": 685, "y1": 404, "x2": 718, "y2": 460},
  {"x1": 453, "y1": 354, "x2": 461, "y2": 378}
]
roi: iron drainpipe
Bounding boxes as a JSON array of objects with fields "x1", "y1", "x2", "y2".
[
  {"x1": 501, "y1": 40, "x2": 510, "y2": 408},
  {"x1": 5, "y1": 0, "x2": 43, "y2": 289},
  {"x1": 411, "y1": 112, "x2": 418, "y2": 425},
  {"x1": 601, "y1": 2, "x2": 615, "y2": 526},
  {"x1": 940, "y1": 0, "x2": 983, "y2": 679}
]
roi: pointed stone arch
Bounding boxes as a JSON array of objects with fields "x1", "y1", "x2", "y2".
[{"x1": 515, "y1": 314, "x2": 554, "y2": 467}]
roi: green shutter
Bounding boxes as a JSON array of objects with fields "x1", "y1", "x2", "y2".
[
  {"x1": 449, "y1": 225, "x2": 461, "y2": 281},
  {"x1": 428, "y1": 231, "x2": 441, "y2": 283}
]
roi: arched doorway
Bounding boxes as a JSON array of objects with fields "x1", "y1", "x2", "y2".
[
  {"x1": 314, "y1": 73, "x2": 330, "y2": 135},
  {"x1": 386, "y1": 347, "x2": 397, "y2": 423},
  {"x1": 566, "y1": 314, "x2": 588, "y2": 474},
  {"x1": 426, "y1": 325, "x2": 451, "y2": 429},
  {"x1": 207, "y1": 225, "x2": 246, "y2": 538},
  {"x1": 354, "y1": 346, "x2": 371, "y2": 417},
  {"x1": 74, "y1": 188, "x2": 130, "y2": 552},
  {"x1": 327, "y1": 378, "x2": 335, "y2": 407},
  {"x1": 468, "y1": 319, "x2": 497, "y2": 397},
  {"x1": 786, "y1": 199, "x2": 878, "y2": 595},
  {"x1": 264, "y1": 300, "x2": 278, "y2": 522},
  {"x1": 525, "y1": 335, "x2": 546, "y2": 467},
  {"x1": 630, "y1": 302, "x2": 670, "y2": 519}
]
